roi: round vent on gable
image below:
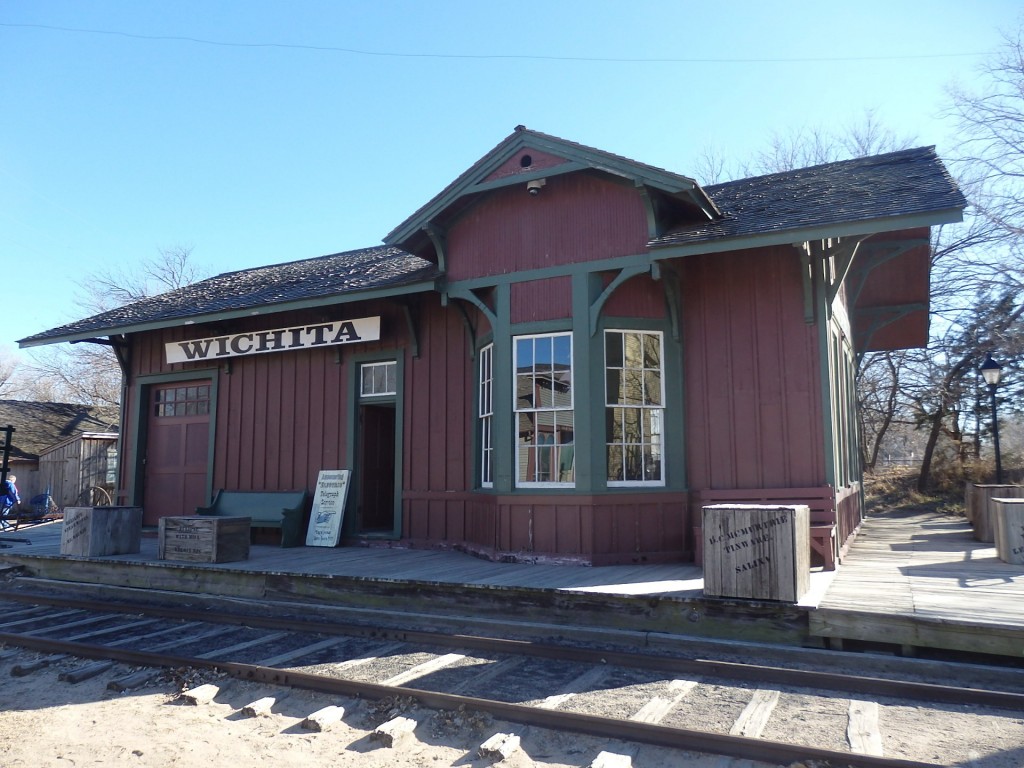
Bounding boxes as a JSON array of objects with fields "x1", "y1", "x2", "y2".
[{"x1": 520, "y1": 154, "x2": 532, "y2": 168}]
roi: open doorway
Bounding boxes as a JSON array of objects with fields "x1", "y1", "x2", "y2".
[{"x1": 357, "y1": 402, "x2": 396, "y2": 532}]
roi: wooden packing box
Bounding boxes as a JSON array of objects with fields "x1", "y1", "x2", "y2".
[
  {"x1": 702, "y1": 504, "x2": 810, "y2": 603},
  {"x1": 60, "y1": 506, "x2": 144, "y2": 557},
  {"x1": 993, "y1": 499, "x2": 1024, "y2": 565},
  {"x1": 158, "y1": 515, "x2": 251, "y2": 563},
  {"x1": 967, "y1": 484, "x2": 1024, "y2": 543}
]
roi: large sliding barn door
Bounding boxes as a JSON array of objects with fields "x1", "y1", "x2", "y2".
[{"x1": 143, "y1": 381, "x2": 211, "y2": 526}]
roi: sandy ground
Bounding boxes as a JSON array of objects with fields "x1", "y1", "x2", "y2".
[
  {"x1": 0, "y1": 650, "x2": 783, "y2": 768},
  {"x1": 2, "y1": 648, "x2": 1022, "y2": 767}
]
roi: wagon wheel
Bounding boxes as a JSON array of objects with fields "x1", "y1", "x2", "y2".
[{"x1": 77, "y1": 486, "x2": 112, "y2": 507}]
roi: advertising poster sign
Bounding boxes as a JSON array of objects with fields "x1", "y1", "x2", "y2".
[{"x1": 305, "y1": 469, "x2": 350, "y2": 547}]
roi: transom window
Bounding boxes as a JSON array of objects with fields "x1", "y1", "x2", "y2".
[
  {"x1": 154, "y1": 385, "x2": 210, "y2": 417},
  {"x1": 605, "y1": 330, "x2": 664, "y2": 485},
  {"x1": 479, "y1": 343, "x2": 494, "y2": 487},
  {"x1": 514, "y1": 333, "x2": 574, "y2": 486},
  {"x1": 360, "y1": 361, "x2": 396, "y2": 397}
]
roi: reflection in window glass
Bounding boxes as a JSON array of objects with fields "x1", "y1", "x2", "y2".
[
  {"x1": 515, "y1": 333, "x2": 574, "y2": 486},
  {"x1": 361, "y1": 361, "x2": 397, "y2": 397},
  {"x1": 154, "y1": 384, "x2": 210, "y2": 418},
  {"x1": 605, "y1": 330, "x2": 664, "y2": 485}
]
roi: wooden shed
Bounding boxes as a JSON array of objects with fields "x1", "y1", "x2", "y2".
[
  {"x1": 17, "y1": 128, "x2": 965, "y2": 566},
  {"x1": 0, "y1": 400, "x2": 119, "y2": 509},
  {"x1": 37, "y1": 431, "x2": 119, "y2": 508}
]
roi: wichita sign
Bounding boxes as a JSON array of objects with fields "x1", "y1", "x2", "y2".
[{"x1": 165, "y1": 317, "x2": 380, "y2": 364}]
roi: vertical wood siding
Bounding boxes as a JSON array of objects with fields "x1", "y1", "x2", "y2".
[
  {"x1": 853, "y1": 228, "x2": 931, "y2": 351},
  {"x1": 402, "y1": 299, "x2": 476, "y2": 542},
  {"x1": 510, "y1": 276, "x2": 573, "y2": 323},
  {"x1": 601, "y1": 272, "x2": 667, "y2": 319},
  {"x1": 680, "y1": 246, "x2": 824, "y2": 493},
  {"x1": 402, "y1": 490, "x2": 689, "y2": 565},
  {"x1": 39, "y1": 435, "x2": 117, "y2": 508},
  {"x1": 127, "y1": 303, "x2": 410, "y2": 502},
  {"x1": 446, "y1": 174, "x2": 649, "y2": 282}
]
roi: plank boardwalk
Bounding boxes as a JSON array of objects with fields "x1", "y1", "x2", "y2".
[
  {"x1": 811, "y1": 509, "x2": 1024, "y2": 655},
  {"x1": 3, "y1": 507, "x2": 1023, "y2": 655}
]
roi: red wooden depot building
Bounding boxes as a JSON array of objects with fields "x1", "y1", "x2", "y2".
[{"x1": 20, "y1": 128, "x2": 965, "y2": 567}]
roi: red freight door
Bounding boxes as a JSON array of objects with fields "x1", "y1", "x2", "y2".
[{"x1": 143, "y1": 381, "x2": 211, "y2": 526}]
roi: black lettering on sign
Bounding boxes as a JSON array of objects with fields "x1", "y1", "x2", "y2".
[{"x1": 735, "y1": 555, "x2": 771, "y2": 574}]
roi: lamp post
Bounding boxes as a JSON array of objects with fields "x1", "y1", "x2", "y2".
[{"x1": 981, "y1": 354, "x2": 1004, "y2": 484}]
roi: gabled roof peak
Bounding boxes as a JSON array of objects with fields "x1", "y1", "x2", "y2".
[{"x1": 384, "y1": 127, "x2": 721, "y2": 250}]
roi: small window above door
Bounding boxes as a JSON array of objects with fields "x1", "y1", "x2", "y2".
[{"x1": 360, "y1": 361, "x2": 397, "y2": 397}]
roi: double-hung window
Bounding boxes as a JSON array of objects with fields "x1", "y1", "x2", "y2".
[
  {"x1": 605, "y1": 330, "x2": 664, "y2": 485},
  {"x1": 514, "y1": 333, "x2": 574, "y2": 486},
  {"x1": 479, "y1": 343, "x2": 494, "y2": 487}
]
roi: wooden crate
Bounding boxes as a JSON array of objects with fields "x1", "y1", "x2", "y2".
[
  {"x1": 702, "y1": 504, "x2": 810, "y2": 603},
  {"x1": 60, "y1": 507, "x2": 143, "y2": 557},
  {"x1": 966, "y1": 484, "x2": 1024, "y2": 542},
  {"x1": 158, "y1": 516, "x2": 251, "y2": 563},
  {"x1": 993, "y1": 499, "x2": 1024, "y2": 565}
]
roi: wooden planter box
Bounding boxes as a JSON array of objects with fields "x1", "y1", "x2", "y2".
[
  {"x1": 702, "y1": 504, "x2": 810, "y2": 603},
  {"x1": 158, "y1": 515, "x2": 251, "y2": 564},
  {"x1": 993, "y1": 499, "x2": 1024, "y2": 565},
  {"x1": 966, "y1": 484, "x2": 1024, "y2": 542},
  {"x1": 60, "y1": 507, "x2": 143, "y2": 557}
]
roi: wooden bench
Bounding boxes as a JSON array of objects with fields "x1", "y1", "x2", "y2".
[
  {"x1": 196, "y1": 490, "x2": 308, "y2": 548},
  {"x1": 693, "y1": 487, "x2": 838, "y2": 570}
]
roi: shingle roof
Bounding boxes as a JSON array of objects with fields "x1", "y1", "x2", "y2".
[
  {"x1": 20, "y1": 246, "x2": 439, "y2": 346},
  {"x1": 650, "y1": 146, "x2": 966, "y2": 249},
  {"x1": 0, "y1": 400, "x2": 119, "y2": 460},
  {"x1": 20, "y1": 141, "x2": 964, "y2": 349}
]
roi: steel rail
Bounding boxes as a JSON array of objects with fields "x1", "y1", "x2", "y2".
[
  {"x1": 0, "y1": 630, "x2": 939, "y2": 768},
  {"x1": 2, "y1": 590, "x2": 1021, "y2": 712}
]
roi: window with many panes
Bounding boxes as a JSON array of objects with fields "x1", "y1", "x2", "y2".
[
  {"x1": 154, "y1": 385, "x2": 210, "y2": 417},
  {"x1": 605, "y1": 330, "x2": 664, "y2": 485},
  {"x1": 479, "y1": 343, "x2": 494, "y2": 487},
  {"x1": 514, "y1": 333, "x2": 574, "y2": 486},
  {"x1": 360, "y1": 361, "x2": 396, "y2": 397}
]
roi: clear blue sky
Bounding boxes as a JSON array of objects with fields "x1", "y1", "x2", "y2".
[{"x1": 1, "y1": 1, "x2": 1019, "y2": 357}]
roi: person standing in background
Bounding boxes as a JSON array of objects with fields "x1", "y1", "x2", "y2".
[{"x1": 1, "y1": 473, "x2": 20, "y2": 530}]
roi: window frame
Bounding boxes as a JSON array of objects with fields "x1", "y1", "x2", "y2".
[
  {"x1": 604, "y1": 328, "x2": 666, "y2": 487},
  {"x1": 478, "y1": 343, "x2": 494, "y2": 488},
  {"x1": 513, "y1": 331, "x2": 575, "y2": 488},
  {"x1": 360, "y1": 360, "x2": 397, "y2": 398}
]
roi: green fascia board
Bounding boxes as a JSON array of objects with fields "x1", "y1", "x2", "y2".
[
  {"x1": 18, "y1": 278, "x2": 439, "y2": 349},
  {"x1": 649, "y1": 208, "x2": 964, "y2": 261},
  {"x1": 384, "y1": 129, "x2": 719, "y2": 247},
  {"x1": 444, "y1": 251, "x2": 656, "y2": 292},
  {"x1": 441, "y1": 206, "x2": 959, "y2": 293}
]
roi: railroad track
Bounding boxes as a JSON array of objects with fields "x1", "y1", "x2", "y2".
[{"x1": 0, "y1": 590, "x2": 1021, "y2": 767}]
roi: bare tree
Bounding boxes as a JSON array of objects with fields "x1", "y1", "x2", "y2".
[
  {"x1": 78, "y1": 244, "x2": 204, "y2": 314},
  {"x1": 23, "y1": 246, "x2": 209, "y2": 406},
  {"x1": 0, "y1": 349, "x2": 24, "y2": 399},
  {"x1": 898, "y1": 25, "x2": 1024, "y2": 489},
  {"x1": 945, "y1": 27, "x2": 1024, "y2": 241},
  {"x1": 858, "y1": 350, "x2": 909, "y2": 471}
]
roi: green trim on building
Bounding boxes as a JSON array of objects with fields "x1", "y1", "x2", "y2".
[{"x1": 345, "y1": 349, "x2": 406, "y2": 540}]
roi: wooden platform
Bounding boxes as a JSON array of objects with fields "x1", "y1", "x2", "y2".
[
  {"x1": 810, "y1": 509, "x2": 1024, "y2": 656},
  {"x1": 1, "y1": 508, "x2": 1022, "y2": 656}
]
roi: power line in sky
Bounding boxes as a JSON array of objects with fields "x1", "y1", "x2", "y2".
[{"x1": 1, "y1": 21, "x2": 988, "y2": 63}]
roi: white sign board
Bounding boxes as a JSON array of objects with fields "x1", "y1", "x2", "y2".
[
  {"x1": 305, "y1": 469, "x2": 351, "y2": 547},
  {"x1": 165, "y1": 317, "x2": 380, "y2": 364}
]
